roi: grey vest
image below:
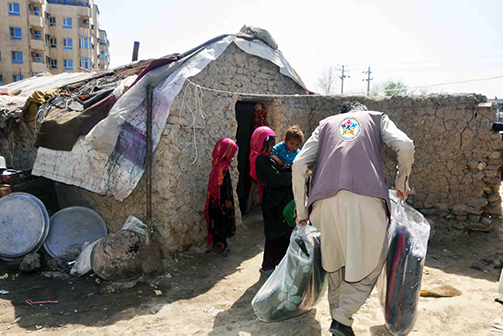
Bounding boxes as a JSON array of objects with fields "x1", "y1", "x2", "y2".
[{"x1": 308, "y1": 110, "x2": 391, "y2": 216}]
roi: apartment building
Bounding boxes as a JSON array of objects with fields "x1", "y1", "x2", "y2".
[{"x1": 0, "y1": 0, "x2": 110, "y2": 86}]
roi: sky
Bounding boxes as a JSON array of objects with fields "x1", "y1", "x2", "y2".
[{"x1": 96, "y1": 0, "x2": 503, "y2": 98}]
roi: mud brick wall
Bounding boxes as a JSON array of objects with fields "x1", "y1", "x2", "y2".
[
  {"x1": 54, "y1": 43, "x2": 307, "y2": 256},
  {"x1": 293, "y1": 94, "x2": 502, "y2": 232}
]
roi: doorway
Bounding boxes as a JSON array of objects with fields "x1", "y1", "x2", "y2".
[{"x1": 235, "y1": 101, "x2": 267, "y2": 215}]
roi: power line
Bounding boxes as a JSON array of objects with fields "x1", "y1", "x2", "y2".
[
  {"x1": 351, "y1": 74, "x2": 503, "y2": 96},
  {"x1": 347, "y1": 54, "x2": 503, "y2": 67}
]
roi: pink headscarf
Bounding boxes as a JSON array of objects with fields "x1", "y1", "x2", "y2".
[
  {"x1": 205, "y1": 138, "x2": 238, "y2": 247},
  {"x1": 249, "y1": 126, "x2": 275, "y2": 201}
]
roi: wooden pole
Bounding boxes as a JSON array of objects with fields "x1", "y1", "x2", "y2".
[{"x1": 146, "y1": 85, "x2": 152, "y2": 244}]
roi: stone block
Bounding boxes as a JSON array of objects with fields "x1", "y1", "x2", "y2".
[
  {"x1": 481, "y1": 217, "x2": 492, "y2": 225},
  {"x1": 419, "y1": 208, "x2": 436, "y2": 215},
  {"x1": 490, "y1": 151, "x2": 501, "y2": 159},
  {"x1": 19, "y1": 253, "x2": 43, "y2": 273},
  {"x1": 483, "y1": 177, "x2": 502, "y2": 185},
  {"x1": 467, "y1": 197, "x2": 488, "y2": 208},
  {"x1": 466, "y1": 206, "x2": 483, "y2": 215},
  {"x1": 488, "y1": 193, "x2": 500, "y2": 203},
  {"x1": 452, "y1": 204, "x2": 467, "y2": 215},
  {"x1": 473, "y1": 171, "x2": 485, "y2": 180},
  {"x1": 456, "y1": 215, "x2": 468, "y2": 221},
  {"x1": 468, "y1": 214, "x2": 480, "y2": 223},
  {"x1": 467, "y1": 161, "x2": 479, "y2": 169},
  {"x1": 477, "y1": 162, "x2": 487, "y2": 170},
  {"x1": 485, "y1": 165, "x2": 500, "y2": 178},
  {"x1": 436, "y1": 203, "x2": 449, "y2": 212}
]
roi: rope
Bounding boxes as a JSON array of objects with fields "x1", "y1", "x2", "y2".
[{"x1": 178, "y1": 82, "x2": 207, "y2": 165}]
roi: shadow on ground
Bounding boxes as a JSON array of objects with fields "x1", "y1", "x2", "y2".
[{"x1": 210, "y1": 272, "x2": 323, "y2": 335}]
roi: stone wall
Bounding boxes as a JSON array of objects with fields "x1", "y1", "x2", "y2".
[
  {"x1": 292, "y1": 94, "x2": 502, "y2": 233},
  {"x1": 55, "y1": 42, "x2": 306, "y2": 256},
  {"x1": 1, "y1": 42, "x2": 501, "y2": 254}
]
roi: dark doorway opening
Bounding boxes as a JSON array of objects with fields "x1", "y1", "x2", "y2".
[{"x1": 235, "y1": 101, "x2": 255, "y2": 215}]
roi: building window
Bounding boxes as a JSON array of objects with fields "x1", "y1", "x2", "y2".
[
  {"x1": 12, "y1": 75, "x2": 24, "y2": 82},
  {"x1": 35, "y1": 30, "x2": 41, "y2": 40},
  {"x1": 64, "y1": 59, "x2": 73, "y2": 70},
  {"x1": 0, "y1": 75, "x2": 3, "y2": 85},
  {"x1": 50, "y1": 16, "x2": 56, "y2": 27},
  {"x1": 34, "y1": 7, "x2": 40, "y2": 16},
  {"x1": 99, "y1": 51, "x2": 107, "y2": 60},
  {"x1": 50, "y1": 37, "x2": 57, "y2": 48},
  {"x1": 32, "y1": 72, "x2": 39, "y2": 76},
  {"x1": 12, "y1": 51, "x2": 23, "y2": 64},
  {"x1": 80, "y1": 57, "x2": 90, "y2": 69},
  {"x1": 63, "y1": 38, "x2": 72, "y2": 50},
  {"x1": 51, "y1": 59, "x2": 57, "y2": 69},
  {"x1": 8, "y1": 3, "x2": 20, "y2": 16},
  {"x1": 79, "y1": 37, "x2": 90, "y2": 49},
  {"x1": 10, "y1": 28, "x2": 22, "y2": 41},
  {"x1": 63, "y1": 17, "x2": 72, "y2": 29},
  {"x1": 32, "y1": 52, "x2": 42, "y2": 63}
]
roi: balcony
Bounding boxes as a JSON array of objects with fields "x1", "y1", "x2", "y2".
[
  {"x1": 29, "y1": 15, "x2": 44, "y2": 28},
  {"x1": 47, "y1": 0, "x2": 90, "y2": 7},
  {"x1": 79, "y1": 27, "x2": 90, "y2": 36},
  {"x1": 31, "y1": 62, "x2": 47, "y2": 73},
  {"x1": 29, "y1": 0, "x2": 45, "y2": 4},
  {"x1": 77, "y1": 6, "x2": 91, "y2": 18},
  {"x1": 30, "y1": 39, "x2": 45, "y2": 51}
]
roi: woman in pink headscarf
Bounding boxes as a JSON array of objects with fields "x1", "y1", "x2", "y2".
[
  {"x1": 249, "y1": 126, "x2": 294, "y2": 277},
  {"x1": 205, "y1": 138, "x2": 238, "y2": 256}
]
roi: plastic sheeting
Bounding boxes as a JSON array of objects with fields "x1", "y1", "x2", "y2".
[
  {"x1": 252, "y1": 225, "x2": 327, "y2": 322},
  {"x1": 33, "y1": 36, "x2": 307, "y2": 201},
  {"x1": 0, "y1": 72, "x2": 96, "y2": 98},
  {"x1": 376, "y1": 190, "x2": 430, "y2": 336}
]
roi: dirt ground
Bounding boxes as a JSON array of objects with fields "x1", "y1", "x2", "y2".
[{"x1": 1, "y1": 208, "x2": 503, "y2": 335}]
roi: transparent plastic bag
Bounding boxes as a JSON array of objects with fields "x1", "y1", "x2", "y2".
[
  {"x1": 252, "y1": 225, "x2": 327, "y2": 322},
  {"x1": 376, "y1": 190, "x2": 431, "y2": 335}
]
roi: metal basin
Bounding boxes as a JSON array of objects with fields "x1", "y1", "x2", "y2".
[
  {"x1": 43, "y1": 206, "x2": 108, "y2": 261},
  {"x1": 0, "y1": 192, "x2": 50, "y2": 260}
]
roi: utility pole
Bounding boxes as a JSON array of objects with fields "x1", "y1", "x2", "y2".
[
  {"x1": 362, "y1": 66, "x2": 373, "y2": 96},
  {"x1": 132, "y1": 41, "x2": 140, "y2": 62},
  {"x1": 336, "y1": 65, "x2": 350, "y2": 94}
]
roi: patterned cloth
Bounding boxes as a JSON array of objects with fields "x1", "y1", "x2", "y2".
[
  {"x1": 252, "y1": 103, "x2": 266, "y2": 130},
  {"x1": 205, "y1": 138, "x2": 237, "y2": 247},
  {"x1": 249, "y1": 126, "x2": 275, "y2": 201}
]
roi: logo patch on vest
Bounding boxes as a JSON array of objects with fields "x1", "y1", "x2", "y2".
[{"x1": 337, "y1": 117, "x2": 361, "y2": 141}]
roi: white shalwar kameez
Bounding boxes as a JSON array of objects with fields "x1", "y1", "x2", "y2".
[{"x1": 292, "y1": 114, "x2": 414, "y2": 326}]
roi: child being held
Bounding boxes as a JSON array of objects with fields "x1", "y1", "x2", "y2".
[{"x1": 271, "y1": 125, "x2": 304, "y2": 170}]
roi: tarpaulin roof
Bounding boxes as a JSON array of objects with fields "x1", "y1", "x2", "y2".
[{"x1": 27, "y1": 31, "x2": 306, "y2": 201}]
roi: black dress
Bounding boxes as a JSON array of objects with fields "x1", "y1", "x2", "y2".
[
  {"x1": 255, "y1": 155, "x2": 294, "y2": 270},
  {"x1": 208, "y1": 170, "x2": 236, "y2": 249}
]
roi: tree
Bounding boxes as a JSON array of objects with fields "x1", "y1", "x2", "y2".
[
  {"x1": 316, "y1": 66, "x2": 338, "y2": 95},
  {"x1": 383, "y1": 80, "x2": 408, "y2": 96}
]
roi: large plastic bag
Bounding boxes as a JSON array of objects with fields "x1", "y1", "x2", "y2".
[
  {"x1": 252, "y1": 225, "x2": 327, "y2": 322},
  {"x1": 376, "y1": 190, "x2": 430, "y2": 335}
]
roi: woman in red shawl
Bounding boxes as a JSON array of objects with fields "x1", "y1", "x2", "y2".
[
  {"x1": 205, "y1": 138, "x2": 238, "y2": 256},
  {"x1": 250, "y1": 126, "x2": 294, "y2": 277}
]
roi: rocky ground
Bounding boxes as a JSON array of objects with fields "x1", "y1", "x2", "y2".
[{"x1": 1, "y1": 208, "x2": 503, "y2": 335}]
